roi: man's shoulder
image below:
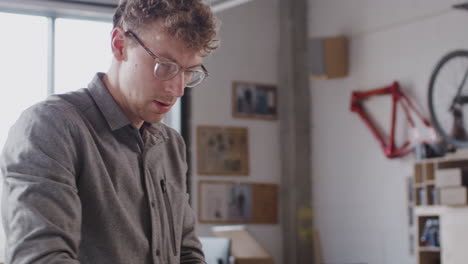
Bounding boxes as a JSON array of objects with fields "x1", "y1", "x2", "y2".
[
  {"x1": 52, "y1": 88, "x2": 94, "y2": 113},
  {"x1": 22, "y1": 89, "x2": 93, "y2": 128},
  {"x1": 5, "y1": 92, "x2": 88, "y2": 153}
]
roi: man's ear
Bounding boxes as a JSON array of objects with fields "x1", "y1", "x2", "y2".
[{"x1": 111, "y1": 27, "x2": 127, "y2": 61}]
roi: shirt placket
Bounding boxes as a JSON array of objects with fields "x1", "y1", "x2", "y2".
[{"x1": 136, "y1": 132, "x2": 164, "y2": 264}]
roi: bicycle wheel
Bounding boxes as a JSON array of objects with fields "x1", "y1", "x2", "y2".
[{"x1": 429, "y1": 50, "x2": 468, "y2": 148}]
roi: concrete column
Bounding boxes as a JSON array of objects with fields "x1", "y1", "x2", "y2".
[{"x1": 278, "y1": 0, "x2": 314, "y2": 263}]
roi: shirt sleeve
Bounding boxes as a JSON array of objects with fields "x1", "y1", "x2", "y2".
[
  {"x1": 1, "y1": 102, "x2": 82, "y2": 264},
  {"x1": 173, "y1": 132, "x2": 206, "y2": 264},
  {"x1": 180, "y1": 198, "x2": 206, "y2": 264}
]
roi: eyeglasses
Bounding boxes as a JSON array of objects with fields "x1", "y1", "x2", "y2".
[{"x1": 124, "y1": 30, "x2": 209, "y2": 88}]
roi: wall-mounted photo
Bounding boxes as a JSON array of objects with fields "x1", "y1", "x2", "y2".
[
  {"x1": 198, "y1": 181, "x2": 278, "y2": 224},
  {"x1": 198, "y1": 182, "x2": 253, "y2": 222},
  {"x1": 197, "y1": 126, "x2": 249, "y2": 176},
  {"x1": 232, "y1": 81, "x2": 278, "y2": 120}
]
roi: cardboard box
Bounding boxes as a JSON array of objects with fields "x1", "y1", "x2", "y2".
[
  {"x1": 440, "y1": 186, "x2": 468, "y2": 205},
  {"x1": 435, "y1": 168, "x2": 468, "y2": 188},
  {"x1": 308, "y1": 35, "x2": 348, "y2": 80},
  {"x1": 213, "y1": 226, "x2": 275, "y2": 264}
]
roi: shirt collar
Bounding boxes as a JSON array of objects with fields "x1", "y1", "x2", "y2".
[
  {"x1": 87, "y1": 73, "x2": 169, "y2": 140},
  {"x1": 88, "y1": 73, "x2": 131, "y2": 131},
  {"x1": 141, "y1": 122, "x2": 169, "y2": 146}
]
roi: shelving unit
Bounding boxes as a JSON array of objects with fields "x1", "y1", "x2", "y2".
[{"x1": 413, "y1": 153, "x2": 468, "y2": 264}]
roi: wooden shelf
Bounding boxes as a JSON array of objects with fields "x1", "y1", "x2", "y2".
[
  {"x1": 418, "y1": 251, "x2": 440, "y2": 264},
  {"x1": 415, "y1": 206, "x2": 443, "y2": 216},
  {"x1": 418, "y1": 246, "x2": 441, "y2": 252},
  {"x1": 414, "y1": 183, "x2": 424, "y2": 188}
]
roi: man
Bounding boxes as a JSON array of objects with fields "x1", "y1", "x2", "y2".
[{"x1": 0, "y1": 0, "x2": 218, "y2": 263}]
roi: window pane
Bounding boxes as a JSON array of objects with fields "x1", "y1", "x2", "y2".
[
  {"x1": 163, "y1": 98, "x2": 181, "y2": 133},
  {"x1": 0, "y1": 12, "x2": 48, "y2": 262},
  {"x1": 54, "y1": 18, "x2": 112, "y2": 93},
  {"x1": 0, "y1": 12, "x2": 48, "y2": 151}
]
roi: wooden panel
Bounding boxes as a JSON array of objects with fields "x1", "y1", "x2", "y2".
[
  {"x1": 419, "y1": 251, "x2": 440, "y2": 264},
  {"x1": 437, "y1": 159, "x2": 468, "y2": 169},
  {"x1": 235, "y1": 259, "x2": 274, "y2": 264},
  {"x1": 323, "y1": 36, "x2": 348, "y2": 79},
  {"x1": 252, "y1": 184, "x2": 278, "y2": 224},
  {"x1": 415, "y1": 163, "x2": 423, "y2": 184},
  {"x1": 426, "y1": 163, "x2": 435, "y2": 181}
]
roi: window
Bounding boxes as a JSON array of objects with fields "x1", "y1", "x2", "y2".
[
  {"x1": 54, "y1": 18, "x2": 112, "y2": 93},
  {"x1": 0, "y1": 11, "x2": 49, "y2": 262},
  {"x1": 0, "y1": 12, "x2": 48, "y2": 149}
]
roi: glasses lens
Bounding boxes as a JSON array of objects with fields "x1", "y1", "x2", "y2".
[
  {"x1": 154, "y1": 60, "x2": 179, "y2": 80},
  {"x1": 185, "y1": 70, "x2": 207, "y2": 87}
]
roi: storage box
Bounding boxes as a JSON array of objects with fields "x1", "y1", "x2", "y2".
[
  {"x1": 440, "y1": 186, "x2": 468, "y2": 205},
  {"x1": 308, "y1": 35, "x2": 348, "y2": 79},
  {"x1": 213, "y1": 226, "x2": 274, "y2": 264},
  {"x1": 435, "y1": 168, "x2": 468, "y2": 188}
]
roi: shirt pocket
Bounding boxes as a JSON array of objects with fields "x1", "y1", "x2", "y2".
[{"x1": 160, "y1": 177, "x2": 186, "y2": 262}]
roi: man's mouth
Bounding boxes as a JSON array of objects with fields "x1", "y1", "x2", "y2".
[
  {"x1": 157, "y1": 101, "x2": 171, "y2": 107},
  {"x1": 153, "y1": 100, "x2": 172, "y2": 113}
]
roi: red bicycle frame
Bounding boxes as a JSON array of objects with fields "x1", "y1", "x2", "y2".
[{"x1": 350, "y1": 82, "x2": 432, "y2": 158}]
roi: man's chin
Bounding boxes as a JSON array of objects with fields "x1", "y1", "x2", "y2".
[{"x1": 145, "y1": 114, "x2": 166, "y2": 124}]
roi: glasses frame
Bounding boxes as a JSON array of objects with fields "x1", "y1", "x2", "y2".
[{"x1": 124, "y1": 29, "x2": 209, "y2": 87}]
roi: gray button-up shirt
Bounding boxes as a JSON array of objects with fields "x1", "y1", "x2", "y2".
[{"x1": 1, "y1": 73, "x2": 205, "y2": 264}]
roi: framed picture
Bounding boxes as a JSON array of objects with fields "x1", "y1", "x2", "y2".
[
  {"x1": 198, "y1": 180, "x2": 278, "y2": 224},
  {"x1": 197, "y1": 126, "x2": 249, "y2": 176},
  {"x1": 232, "y1": 81, "x2": 278, "y2": 120}
]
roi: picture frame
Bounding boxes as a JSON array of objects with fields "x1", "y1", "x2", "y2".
[
  {"x1": 198, "y1": 180, "x2": 278, "y2": 224},
  {"x1": 232, "y1": 81, "x2": 278, "y2": 120},
  {"x1": 197, "y1": 126, "x2": 249, "y2": 176}
]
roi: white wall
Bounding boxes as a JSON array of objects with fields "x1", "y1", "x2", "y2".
[
  {"x1": 191, "y1": 0, "x2": 282, "y2": 263},
  {"x1": 309, "y1": 0, "x2": 468, "y2": 263}
]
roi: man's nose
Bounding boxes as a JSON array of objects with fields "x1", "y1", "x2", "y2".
[{"x1": 164, "y1": 72, "x2": 185, "y2": 98}]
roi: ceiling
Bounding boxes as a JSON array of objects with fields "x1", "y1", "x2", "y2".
[
  {"x1": 46, "y1": 0, "x2": 249, "y2": 9},
  {"x1": 0, "y1": 0, "x2": 253, "y2": 18},
  {"x1": 61, "y1": 0, "x2": 225, "y2": 4}
]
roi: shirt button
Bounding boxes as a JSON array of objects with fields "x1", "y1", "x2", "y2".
[
  {"x1": 156, "y1": 249, "x2": 161, "y2": 256},
  {"x1": 151, "y1": 200, "x2": 156, "y2": 208}
]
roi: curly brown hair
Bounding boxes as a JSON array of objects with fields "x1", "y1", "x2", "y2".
[{"x1": 113, "y1": 0, "x2": 219, "y2": 55}]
